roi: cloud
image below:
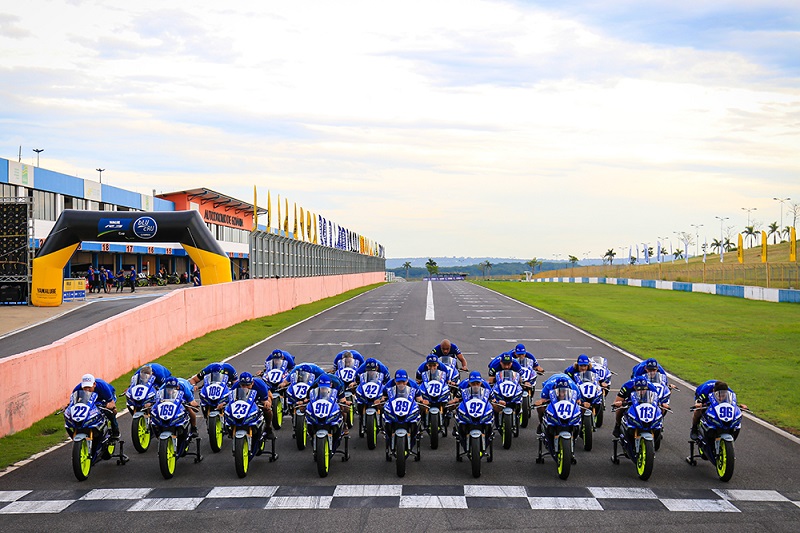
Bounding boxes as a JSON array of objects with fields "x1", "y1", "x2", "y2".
[{"x1": 0, "y1": 13, "x2": 30, "y2": 39}]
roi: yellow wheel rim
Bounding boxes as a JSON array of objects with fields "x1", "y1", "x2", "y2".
[
  {"x1": 276, "y1": 400, "x2": 283, "y2": 425},
  {"x1": 716, "y1": 441, "x2": 727, "y2": 477},
  {"x1": 80, "y1": 440, "x2": 91, "y2": 477},
  {"x1": 556, "y1": 440, "x2": 564, "y2": 475},
  {"x1": 214, "y1": 417, "x2": 223, "y2": 449},
  {"x1": 242, "y1": 438, "x2": 249, "y2": 473},
  {"x1": 138, "y1": 417, "x2": 150, "y2": 449},
  {"x1": 167, "y1": 438, "x2": 176, "y2": 474},
  {"x1": 637, "y1": 447, "x2": 647, "y2": 476},
  {"x1": 324, "y1": 438, "x2": 330, "y2": 472}
]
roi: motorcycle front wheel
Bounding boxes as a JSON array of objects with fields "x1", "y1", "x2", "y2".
[
  {"x1": 272, "y1": 397, "x2": 283, "y2": 429},
  {"x1": 396, "y1": 436, "x2": 407, "y2": 478},
  {"x1": 295, "y1": 412, "x2": 307, "y2": 451},
  {"x1": 208, "y1": 416, "x2": 223, "y2": 453},
  {"x1": 470, "y1": 434, "x2": 482, "y2": 478},
  {"x1": 594, "y1": 401, "x2": 604, "y2": 428},
  {"x1": 637, "y1": 439, "x2": 655, "y2": 480},
  {"x1": 582, "y1": 415, "x2": 593, "y2": 451},
  {"x1": 158, "y1": 437, "x2": 177, "y2": 479},
  {"x1": 520, "y1": 396, "x2": 531, "y2": 428},
  {"x1": 366, "y1": 413, "x2": 377, "y2": 450},
  {"x1": 502, "y1": 412, "x2": 513, "y2": 450},
  {"x1": 429, "y1": 413, "x2": 440, "y2": 450},
  {"x1": 716, "y1": 439, "x2": 735, "y2": 482},
  {"x1": 132, "y1": 416, "x2": 151, "y2": 453},
  {"x1": 316, "y1": 435, "x2": 330, "y2": 478},
  {"x1": 556, "y1": 437, "x2": 572, "y2": 480},
  {"x1": 234, "y1": 436, "x2": 249, "y2": 478},
  {"x1": 72, "y1": 439, "x2": 91, "y2": 481}
]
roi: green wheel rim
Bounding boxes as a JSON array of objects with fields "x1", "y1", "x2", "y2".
[
  {"x1": 637, "y1": 446, "x2": 647, "y2": 476},
  {"x1": 138, "y1": 417, "x2": 150, "y2": 449},
  {"x1": 214, "y1": 417, "x2": 223, "y2": 449},
  {"x1": 716, "y1": 441, "x2": 727, "y2": 477},
  {"x1": 276, "y1": 400, "x2": 283, "y2": 425},
  {"x1": 166, "y1": 438, "x2": 176, "y2": 474},
  {"x1": 301, "y1": 425, "x2": 307, "y2": 447},
  {"x1": 556, "y1": 440, "x2": 564, "y2": 475},
  {"x1": 80, "y1": 440, "x2": 91, "y2": 477},
  {"x1": 242, "y1": 438, "x2": 249, "y2": 474},
  {"x1": 324, "y1": 438, "x2": 330, "y2": 472}
]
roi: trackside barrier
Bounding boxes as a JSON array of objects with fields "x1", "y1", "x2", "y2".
[
  {"x1": 530, "y1": 277, "x2": 800, "y2": 304},
  {"x1": 0, "y1": 272, "x2": 384, "y2": 438}
]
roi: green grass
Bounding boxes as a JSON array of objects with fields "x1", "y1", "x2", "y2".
[
  {"x1": 475, "y1": 281, "x2": 800, "y2": 435},
  {"x1": 0, "y1": 283, "x2": 383, "y2": 470}
]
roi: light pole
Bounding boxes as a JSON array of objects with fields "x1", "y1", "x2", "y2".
[
  {"x1": 715, "y1": 216, "x2": 729, "y2": 250},
  {"x1": 773, "y1": 197, "x2": 791, "y2": 230},
  {"x1": 96, "y1": 168, "x2": 105, "y2": 184},
  {"x1": 690, "y1": 224, "x2": 703, "y2": 256},
  {"x1": 741, "y1": 207, "x2": 757, "y2": 226},
  {"x1": 33, "y1": 148, "x2": 43, "y2": 167}
]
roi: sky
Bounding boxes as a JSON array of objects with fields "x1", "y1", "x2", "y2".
[{"x1": 1, "y1": 0, "x2": 799, "y2": 259}]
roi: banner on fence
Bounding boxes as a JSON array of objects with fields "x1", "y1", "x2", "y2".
[{"x1": 737, "y1": 234, "x2": 744, "y2": 264}]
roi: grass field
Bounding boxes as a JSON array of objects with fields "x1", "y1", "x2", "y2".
[
  {"x1": 0, "y1": 283, "x2": 382, "y2": 470},
  {"x1": 475, "y1": 281, "x2": 800, "y2": 436}
]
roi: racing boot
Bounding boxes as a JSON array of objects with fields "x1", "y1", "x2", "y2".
[
  {"x1": 612, "y1": 424, "x2": 622, "y2": 438},
  {"x1": 689, "y1": 425, "x2": 700, "y2": 441}
]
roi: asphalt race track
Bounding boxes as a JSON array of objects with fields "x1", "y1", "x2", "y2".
[{"x1": 1, "y1": 281, "x2": 798, "y2": 531}]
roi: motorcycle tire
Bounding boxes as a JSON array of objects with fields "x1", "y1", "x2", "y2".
[
  {"x1": 637, "y1": 439, "x2": 655, "y2": 481},
  {"x1": 520, "y1": 396, "x2": 530, "y2": 428},
  {"x1": 295, "y1": 412, "x2": 307, "y2": 451},
  {"x1": 366, "y1": 412, "x2": 377, "y2": 450},
  {"x1": 208, "y1": 416, "x2": 223, "y2": 453},
  {"x1": 158, "y1": 437, "x2": 177, "y2": 480},
  {"x1": 272, "y1": 397, "x2": 283, "y2": 429},
  {"x1": 556, "y1": 436, "x2": 572, "y2": 480},
  {"x1": 429, "y1": 413, "x2": 440, "y2": 450},
  {"x1": 316, "y1": 435, "x2": 330, "y2": 478},
  {"x1": 102, "y1": 437, "x2": 116, "y2": 460},
  {"x1": 470, "y1": 434, "x2": 482, "y2": 478},
  {"x1": 72, "y1": 439, "x2": 91, "y2": 481},
  {"x1": 717, "y1": 439, "x2": 735, "y2": 482},
  {"x1": 582, "y1": 415, "x2": 593, "y2": 451},
  {"x1": 132, "y1": 416, "x2": 151, "y2": 453},
  {"x1": 502, "y1": 413, "x2": 513, "y2": 450},
  {"x1": 396, "y1": 436, "x2": 407, "y2": 478},
  {"x1": 595, "y1": 404, "x2": 604, "y2": 429},
  {"x1": 234, "y1": 436, "x2": 249, "y2": 479}
]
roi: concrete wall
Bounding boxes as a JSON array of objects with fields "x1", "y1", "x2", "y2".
[{"x1": 0, "y1": 272, "x2": 384, "y2": 437}]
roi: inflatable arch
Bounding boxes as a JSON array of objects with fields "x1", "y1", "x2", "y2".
[{"x1": 32, "y1": 210, "x2": 232, "y2": 306}]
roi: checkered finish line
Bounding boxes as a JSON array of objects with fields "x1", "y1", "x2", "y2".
[{"x1": 1, "y1": 486, "x2": 799, "y2": 513}]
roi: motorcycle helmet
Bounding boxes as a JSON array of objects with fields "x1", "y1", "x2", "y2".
[
  {"x1": 239, "y1": 372, "x2": 254, "y2": 386},
  {"x1": 514, "y1": 343, "x2": 526, "y2": 355}
]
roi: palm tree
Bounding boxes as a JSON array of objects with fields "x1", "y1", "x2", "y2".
[
  {"x1": 484, "y1": 261, "x2": 493, "y2": 279},
  {"x1": 526, "y1": 257, "x2": 542, "y2": 274},
  {"x1": 629, "y1": 256, "x2": 637, "y2": 265},
  {"x1": 604, "y1": 249, "x2": 616, "y2": 265},
  {"x1": 768, "y1": 222, "x2": 780, "y2": 244},
  {"x1": 402, "y1": 261, "x2": 412, "y2": 279},
  {"x1": 723, "y1": 237, "x2": 736, "y2": 252},
  {"x1": 782, "y1": 226, "x2": 793, "y2": 241},
  {"x1": 673, "y1": 249, "x2": 683, "y2": 260},
  {"x1": 425, "y1": 258, "x2": 438, "y2": 277},
  {"x1": 743, "y1": 225, "x2": 757, "y2": 248},
  {"x1": 568, "y1": 255, "x2": 579, "y2": 266},
  {"x1": 710, "y1": 238, "x2": 722, "y2": 254}
]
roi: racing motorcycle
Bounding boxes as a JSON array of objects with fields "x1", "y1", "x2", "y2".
[
  {"x1": 686, "y1": 389, "x2": 743, "y2": 482},
  {"x1": 612, "y1": 389, "x2": 664, "y2": 481},
  {"x1": 223, "y1": 387, "x2": 277, "y2": 478},
  {"x1": 355, "y1": 376, "x2": 385, "y2": 450},
  {"x1": 305, "y1": 388, "x2": 350, "y2": 478},
  {"x1": 285, "y1": 370, "x2": 314, "y2": 450},
  {"x1": 335, "y1": 363, "x2": 358, "y2": 427},
  {"x1": 454, "y1": 391, "x2": 494, "y2": 478},
  {"x1": 536, "y1": 388, "x2": 581, "y2": 480},
  {"x1": 517, "y1": 361, "x2": 540, "y2": 428},
  {"x1": 383, "y1": 387, "x2": 422, "y2": 477},
  {"x1": 644, "y1": 371, "x2": 674, "y2": 451},
  {"x1": 492, "y1": 370, "x2": 523, "y2": 450},
  {"x1": 150, "y1": 388, "x2": 202, "y2": 479},
  {"x1": 438, "y1": 354, "x2": 462, "y2": 383},
  {"x1": 589, "y1": 356, "x2": 612, "y2": 428},
  {"x1": 64, "y1": 390, "x2": 128, "y2": 481},
  {"x1": 418, "y1": 370, "x2": 451, "y2": 449},
  {"x1": 125, "y1": 373, "x2": 157, "y2": 453},
  {"x1": 262, "y1": 362, "x2": 289, "y2": 429},
  {"x1": 575, "y1": 370, "x2": 604, "y2": 452},
  {"x1": 198, "y1": 371, "x2": 231, "y2": 453}
]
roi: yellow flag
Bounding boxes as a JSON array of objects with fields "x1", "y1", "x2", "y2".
[
  {"x1": 253, "y1": 185, "x2": 258, "y2": 231},
  {"x1": 737, "y1": 234, "x2": 744, "y2": 263},
  {"x1": 313, "y1": 214, "x2": 318, "y2": 244},
  {"x1": 266, "y1": 190, "x2": 271, "y2": 231},
  {"x1": 293, "y1": 203, "x2": 298, "y2": 238},
  {"x1": 307, "y1": 211, "x2": 312, "y2": 240},
  {"x1": 791, "y1": 227, "x2": 797, "y2": 262},
  {"x1": 299, "y1": 206, "x2": 305, "y2": 240},
  {"x1": 761, "y1": 230, "x2": 767, "y2": 263},
  {"x1": 277, "y1": 194, "x2": 281, "y2": 234},
  {"x1": 284, "y1": 198, "x2": 288, "y2": 233}
]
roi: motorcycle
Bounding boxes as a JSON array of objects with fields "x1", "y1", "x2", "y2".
[
  {"x1": 223, "y1": 388, "x2": 278, "y2": 478},
  {"x1": 383, "y1": 388, "x2": 422, "y2": 477},
  {"x1": 492, "y1": 370, "x2": 523, "y2": 450},
  {"x1": 536, "y1": 388, "x2": 581, "y2": 480},
  {"x1": 285, "y1": 370, "x2": 314, "y2": 450},
  {"x1": 418, "y1": 370, "x2": 452, "y2": 449},
  {"x1": 645, "y1": 371, "x2": 674, "y2": 451},
  {"x1": 686, "y1": 389, "x2": 743, "y2": 482},
  {"x1": 305, "y1": 387, "x2": 350, "y2": 478},
  {"x1": 438, "y1": 354, "x2": 462, "y2": 383},
  {"x1": 125, "y1": 373, "x2": 157, "y2": 453},
  {"x1": 612, "y1": 389, "x2": 664, "y2": 480},
  {"x1": 355, "y1": 375, "x2": 386, "y2": 450},
  {"x1": 64, "y1": 390, "x2": 128, "y2": 481},
  {"x1": 198, "y1": 371, "x2": 232, "y2": 453},
  {"x1": 517, "y1": 361, "x2": 540, "y2": 428},
  {"x1": 589, "y1": 356, "x2": 612, "y2": 428},
  {"x1": 149, "y1": 388, "x2": 202, "y2": 479},
  {"x1": 262, "y1": 362, "x2": 289, "y2": 429},
  {"x1": 335, "y1": 363, "x2": 358, "y2": 427},
  {"x1": 575, "y1": 370, "x2": 604, "y2": 452},
  {"x1": 454, "y1": 391, "x2": 494, "y2": 478}
]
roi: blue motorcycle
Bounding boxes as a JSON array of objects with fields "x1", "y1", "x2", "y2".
[
  {"x1": 150, "y1": 388, "x2": 202, "y2": 479},
  {"x1": 223, "y1": 388, "x2": 277, "y2": 478},
  {"x1": 438, "y1": 354, "x2": 462, "y2": 383},
  {"x1": 335, "y1": 363, "x2": 358, "y2": 427},
  {"x1": 306, "y1": 388, "x2": 350, "y2": 477},
  {"x1": 645, "y1": 372, "x2": 674, "y2": 451},
  {"x1": 418, "y1": 371, "x2": 452, "y2": 449},
  {"x1": 125, "y1": 373, "x2": 157, "y2": 453},
  {"x1": 262, "y1": 363, "x2": 289, "y2": 429},
  {"x1": 686, "y1": 389, "x2": 743, "y2": 482},
  {"x1": 383, "y1": 388, "x2": 422, "y2": 477},
  {"x1": 64, "y1": 390, "x2": 128, "y2": 481},
  {"x1": 285, "y1": 370, "x2": 314, "y2": 450},
  {"x1": 536, "y1": 389, "x2": 581, "y2": 480},
  {"x1": 612, "y1": 389, "x2": 664, "y2": 480},
  {"x1": 454, "y1": 392, "x2": 494, "y2": 478},
  {"x1": 589, "y1": 356, "x2": 613, "y2": 428},
  {"x1": 575, "y1": 370, "x2": 604, "y2": 452},
  {"x1": 198, "y1": 371, "x2": 231, "y2": 453},
  {"x1": 355, "y1": 375, "x2": 385, "y2": 450},
  {"x1": 492, "y1": 370, "x2": 523, "y2": 450},
  {"x1": 517, "y1": 361, "x2": 540, "y2": 428}
]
